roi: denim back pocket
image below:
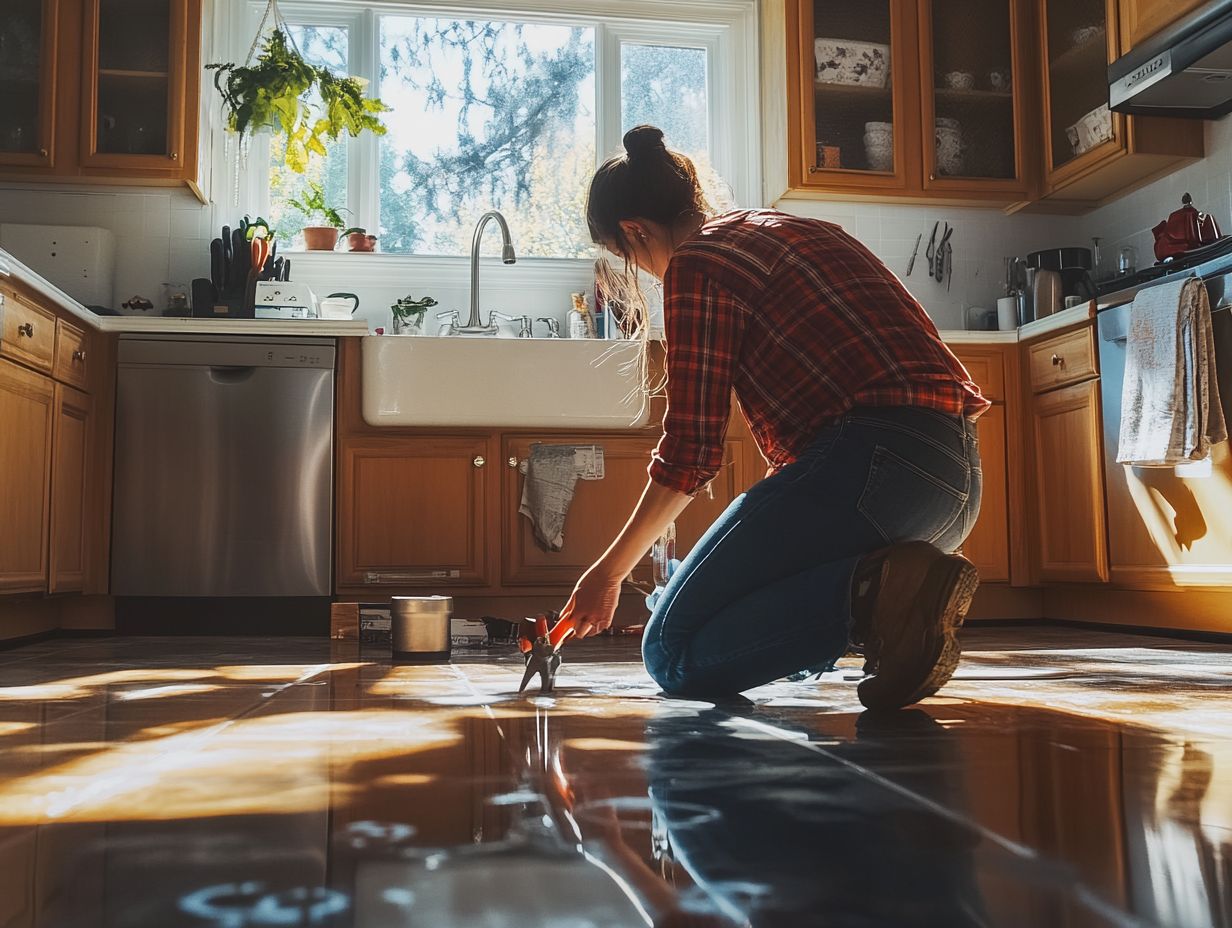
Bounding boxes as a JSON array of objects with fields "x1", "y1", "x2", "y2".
[{"x1": 857, "y1": 445, "x2": 969, "y2": 545}]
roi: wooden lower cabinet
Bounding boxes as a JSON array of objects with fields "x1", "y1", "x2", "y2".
[
  {"x1": 963, "y1": 403, "x2": 1010, "y2": 582},
  {"x1": 1032, "y1": 378, "x2": 1109, "y2": 582},
  {"x1": 675, "y1": 437, "x2": 753, "y2": 555},
  {"x1": 337, "y1": 436, "x2": 494, "y2": 588},
  {"x1": 502, "y1": 436, "x2": 658, "y2": 587},
  {"x1": 49, "y1": 384, "x2": 91, "y2": 594},
  {"x1": 0, "y1": 359, "x2": 55, "y2": 593}
]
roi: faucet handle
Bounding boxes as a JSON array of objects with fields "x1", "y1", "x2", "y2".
[
  {"x1": 537, "y1": 317, "x2": 561, "y2": 338},
  {"x1": 435, "y1": 309, "x2": 460, "y2": 336},
  {"x1": 492, "y1": 311, "x2": 534, "y2": 338}
]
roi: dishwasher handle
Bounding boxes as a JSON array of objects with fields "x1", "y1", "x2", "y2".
[{"x1": 208, "y1": 365, "x2": 257, "y2": 384}]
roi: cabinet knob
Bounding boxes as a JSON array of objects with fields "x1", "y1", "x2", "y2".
[
  {"x1": 170, "y1": 151, "x2": 179, "y2": 161},
  {"x1": 38, "y1": 148, "x2": 48, "y2": 159},
  {"x1": 72, "y1": 349, "x2": 86, "y2": 363},
  {"x1": 507, "y1": 456, "x2": 518, "y2": 468},
  {"x1": 17, "y1": 322, "x2": 33, "y2": 338},
  {"x1": 1051, "y1": 354, "x2": 1063, "y2": 366},
  {"x1": 473, "y1": 455, "x2": 485, "y2": 468}
]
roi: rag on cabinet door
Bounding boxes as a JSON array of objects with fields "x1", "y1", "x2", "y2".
[
  {"x1": 0, "y1": 360, "x2": 55, "y2": 593},
  {"x1": 336, "y1": 436, "x2": 495, "y2": 589}
]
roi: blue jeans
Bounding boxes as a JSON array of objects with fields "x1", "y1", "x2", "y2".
[{"x1": 642, "y1": 406, "x2": 983, "y2": 697}]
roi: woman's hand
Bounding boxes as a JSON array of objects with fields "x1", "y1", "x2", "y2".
[{"x1": 559, "y1": 563, "x2": 625, "y2": 639}]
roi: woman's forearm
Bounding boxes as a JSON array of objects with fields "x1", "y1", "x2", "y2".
[{"x1": 594, "y1": 478, "x2": 693, "y2": 580}]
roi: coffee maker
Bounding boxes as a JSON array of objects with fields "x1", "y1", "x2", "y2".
[{"x1": 1025, "y1": 247, "x2": 1095, "y2": 319}]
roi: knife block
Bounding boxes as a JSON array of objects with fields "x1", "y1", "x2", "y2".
[{"x1": 191, "y1": 279, "x2": 254, "y2": 318}]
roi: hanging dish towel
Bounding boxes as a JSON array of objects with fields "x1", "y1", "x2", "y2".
[
  {"x1": 1118, "y1": 277, "x2": 1227, "y2": 466},
  {"x1": 519, "y1": 444, "x2": 581, "y2": 552}
]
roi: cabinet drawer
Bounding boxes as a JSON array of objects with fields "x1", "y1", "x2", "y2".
[
  {"x1": 53, "y1": 319, "x2": 90, "y2": 390},
  {"x1": 0, "y1": 290, "x2": 56, "y2": 373},
  {"x1": 952, "y1": 348, "x2": 1005, "y2": 402},
  {"x1": 1028, "y1": 327, "x2": 1097, "y2": 393}
]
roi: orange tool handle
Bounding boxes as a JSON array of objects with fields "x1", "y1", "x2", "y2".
[
  {"x1": 534, "y1": 615, "x2": 550, "y2": 639},
  {"x1": 517, "y1": 636, "x2": 532, "y2": 654},
  {"x1": 548, "y1": 615, "x2": 577, "y2": 649}
]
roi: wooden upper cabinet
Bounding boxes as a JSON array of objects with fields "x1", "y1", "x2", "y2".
[
  {"x1": 1118, "y1": 0, "x2": 1206, "y2": 53},
  {"x1": 0, "y1": 360, "x2": 55, "y2": 594},
  {"x1": 0, "y1": 0, "x2": 201, "y2": 189},
  {"x1": 0, "y1": 0, "x2": 58, "y2": 169},
  {"x1": 1037, "y1": 0, "x2": 1202, "y2": 204},
  {"x1": 786, "y1": 0, "x2": 1032, "y2": 202},
  {"x1": 79, "y1": 0, "x2": 192, "y2": 176},
  {"x1": 337, "y1": 436, "x2": 494, "y2": 589},
  {"x1": 918, "y1": 0, "x2": 1032, "y2": 199},
  {"x1": 789, "y1": 0, "x2": 918, "y2": 193}
]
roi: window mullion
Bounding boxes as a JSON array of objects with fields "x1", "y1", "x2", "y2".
[{"x1": 596, "y1": 23, "x2": 622, "y2": 161}]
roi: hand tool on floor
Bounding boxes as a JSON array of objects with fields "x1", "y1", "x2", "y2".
[
  {"x1": 518, "y1": 611, "x2": 577, "y2": 695},
  {"x1": 906, "y1": 232, "x2": 922, "y2": 277}
]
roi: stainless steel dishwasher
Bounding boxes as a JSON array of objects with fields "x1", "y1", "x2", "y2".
[{"x1": 111, "y1": 335, "x2": 335, "y2": 597}]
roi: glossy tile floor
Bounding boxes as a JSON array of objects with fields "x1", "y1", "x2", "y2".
[{"x1": 0, "y1": 627, "x2": 1229, "y2": 927}]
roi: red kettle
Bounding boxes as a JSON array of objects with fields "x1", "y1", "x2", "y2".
[{"x1": 1152, "y1": 193, "x2": 1222, "y2": 262}]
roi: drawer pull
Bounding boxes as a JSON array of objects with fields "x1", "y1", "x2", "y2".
[
  {"x1": 72, "y1": 349, "x2": 86, "y2": 363},
  {"x1": 1051, "y1": 354, "x2": 1063, "y2": 366},
  {"x1": 473, "y1": 455, "x2": 485, "y2": 468},
  {"x1": 507, "y1": 456, "x2": 518, "y2": 468},
  {"x1": 17, "y1": 322, "x2": 34, "y2": 338}
]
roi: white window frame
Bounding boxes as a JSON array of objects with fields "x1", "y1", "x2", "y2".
[{"x1": 213, "y1": 0, "x2": 760, "y2": 268}]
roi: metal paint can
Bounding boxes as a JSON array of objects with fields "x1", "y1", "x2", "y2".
[{"x1": 390, "y1": 596, "x2": 452, "y2": 663}]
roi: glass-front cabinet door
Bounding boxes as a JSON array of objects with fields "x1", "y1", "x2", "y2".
[
  {"x1": 1041, "y1": 0, "x2": 1119, "y2": 185},
  {"x1": 0, "y1": 0, "x2": 57, "y2": 167},
  {"x1": 792, "y1": 0, "x2": 915, "y2": 191},
  {"x1": 79, "y1": 0, "x2": 189, "y2": 172},
  {"x1": 919, "y1": 0, "x2": 1028, "y2": 196}
]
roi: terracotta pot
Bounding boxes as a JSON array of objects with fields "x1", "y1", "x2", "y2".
[
  {"x1": 346, "y1": 232, "x2": 377, "y2": 253},
  {"x1": 302, "y1": 226, "x2": 340, "y2": 251}
]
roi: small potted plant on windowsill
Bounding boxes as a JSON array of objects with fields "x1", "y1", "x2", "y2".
[
  {"x1": 288, "y1": 181, "x2": 347, "y2": 251},
  {"x1": 343, "y1": 227, "x2": 378, "y2": 253},
  {"x1": 391, "y1": 295, "x2": 439, "y2": 335}
]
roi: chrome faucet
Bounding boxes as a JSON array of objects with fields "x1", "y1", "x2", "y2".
[
  {"x1": 457, "y1": 210, "x2": 517, "y2": 335},
  {"x1": 492, "y1": 311, "x2": 534, "y2": 338},
  {"x1": 537, "y1": 317, "x2": 561, "y2": 338}
]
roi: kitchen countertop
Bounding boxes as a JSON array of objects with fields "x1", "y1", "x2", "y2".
[
  {"x1": 0, "y1": 247, "x2": 368, "y2": 337},
  {"x1": 937, "y1": 301, "x2": 1095, "y2": 345}
]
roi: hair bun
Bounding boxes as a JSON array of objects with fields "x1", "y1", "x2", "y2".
[{"x1": 623, "y1": 125, "x2": 666, "y2": 161}]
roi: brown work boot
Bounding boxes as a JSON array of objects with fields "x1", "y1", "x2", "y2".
[{"x1": 852, "y1": 541, "x2": 979, "y2": 711}]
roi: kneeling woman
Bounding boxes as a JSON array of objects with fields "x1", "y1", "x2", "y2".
[{"x1": 559, "y1": 126, "x2": 988, "y2": 710}]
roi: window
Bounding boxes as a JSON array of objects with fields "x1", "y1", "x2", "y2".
[{"x1": 256, "y1": 3, "x2": 756, "y2": 259}]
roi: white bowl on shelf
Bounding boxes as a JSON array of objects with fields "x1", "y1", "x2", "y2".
[{"x1": 815, "y1": 38, "x2": 891, "y2": 88}]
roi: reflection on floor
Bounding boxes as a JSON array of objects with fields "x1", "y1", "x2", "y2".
[{"x1": 0, "y1": 627, "x2": 1229, "y2": 927}]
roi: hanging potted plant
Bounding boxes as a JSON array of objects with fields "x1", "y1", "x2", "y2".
[
  {"x1": 287, "y1": 181, "x2": 347, "y2": 250},
  {"x1": 207, "y1": 7, "x2": 391, "y2": 175},
  {"x1": 343, "y1": 227, "x2": 378, "y2": 253}
]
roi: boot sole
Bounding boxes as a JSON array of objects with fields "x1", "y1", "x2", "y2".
[{"x1": 857, "y1": 545, "x2": 979, "y2": 711}]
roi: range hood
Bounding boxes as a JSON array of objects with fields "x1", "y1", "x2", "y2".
[{"x1": 1109, "y1": 0, "x2": 1232, "y2": 118}]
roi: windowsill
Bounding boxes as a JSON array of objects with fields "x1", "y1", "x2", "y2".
[{"x1": 281, "y1": 249, "x2": 597, "y2": 287}]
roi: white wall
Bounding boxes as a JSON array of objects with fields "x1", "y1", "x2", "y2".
[
  {"x1": 776, "y1": 199, "x2": 1079, "y2": 330},
  {"x1": 1078, "y1": 116, "x2": 1232, "y2": 277}
]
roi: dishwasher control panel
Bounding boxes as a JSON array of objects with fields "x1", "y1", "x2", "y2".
[{"x1": 117, "y1": 335, "x2": 336, "y2": 369}]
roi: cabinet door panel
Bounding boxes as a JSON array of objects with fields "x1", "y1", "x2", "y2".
[
  {"x1": 49, "y1": 384, "x2": 91, "y2": 593},
  {"x1": 1118, "y1": 0, "x2": 1205, "y2": 53},
  {"x1": 962, "y1": 404, "x2": 1009, "y2": 581},
  {"x1": 1032, "y1": 380, "x2": 1109, "y2": 582},
  {"x1": 0, "y1": 360, "x2": 54, "y2": 593},
  {"x1": 789, "y1": 0, "x2": 918, "y2": 191},
  {"x1": 79, "y1": 0, "x2": 189, "y2": 173},
  {"x1": 919, "y1": 0, "x2": 1029, "y2": 196},
  {"x1": 675, "y1": 439, "x2": 753, "y2": 557},
  {"x1": 0, "y1": 0, "x2": 58, "y2": 169},
  {"x1": 503, "y1": 436, "x2": 656, "y2": 586},
  {"x1": 338, "y1": 437, "x2": 492, "y2": 587}
]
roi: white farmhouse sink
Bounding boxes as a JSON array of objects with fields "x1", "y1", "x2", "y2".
[{"x1": 361, "y1": 336, "x2": 652, "y2": 429}]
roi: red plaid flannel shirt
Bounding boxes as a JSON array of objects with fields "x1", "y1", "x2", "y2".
[{"x1": 649, "y1": 210, "x2": 990, "y2": 495}]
